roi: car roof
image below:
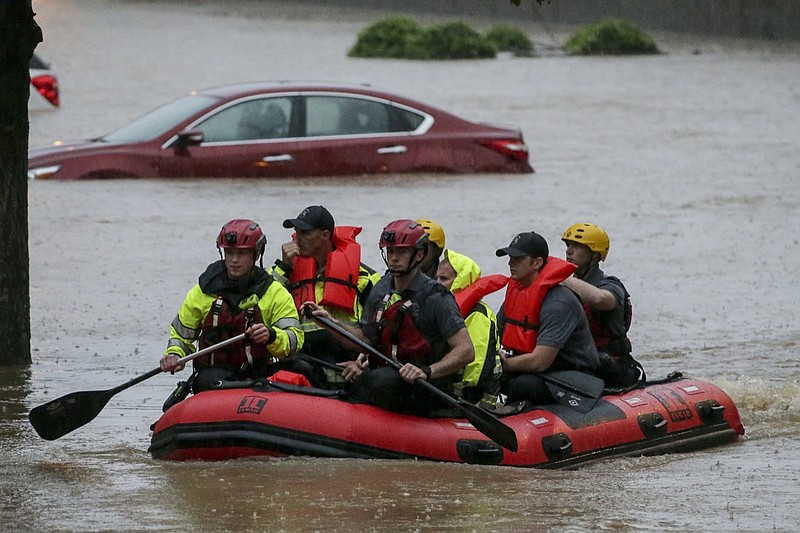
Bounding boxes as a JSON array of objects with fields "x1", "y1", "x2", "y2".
[
  {"x1": 193, "y1": 81, "x2": 441, "y2": 112},
  {"x1": 196, "y1": 81, "x2": 377, "y2": 98}
]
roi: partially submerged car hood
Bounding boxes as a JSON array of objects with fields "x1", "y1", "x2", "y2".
[{"x1": 29, "y1": 139, "x2": 111, "y2": 160}]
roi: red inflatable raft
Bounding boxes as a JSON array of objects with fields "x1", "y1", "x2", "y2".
[{"x1": 149, "y1": 372, "x2": 744, "y2": 467}]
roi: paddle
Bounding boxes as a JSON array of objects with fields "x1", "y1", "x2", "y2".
[
  {"x1": 28, "y1": 333, "x2": 247, "y2": 441},
  {"x1": 297, "y1": 352, "x2": 346, "y2": 374},
  {"x1": 541, "y1": 370, "x2": 605, "y2": 414},
  {"x1": 305, "y1": 309, "x2": 518, "y2": 452}
]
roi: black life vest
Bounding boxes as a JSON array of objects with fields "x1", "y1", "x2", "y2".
[{"x1": 584, "y1": 276, "x2": 632, "y2": 356}]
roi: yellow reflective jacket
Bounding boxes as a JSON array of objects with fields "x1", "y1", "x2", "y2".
[
  {"x1": 445, "y1": 250, "x2": 502, "y2": 407},
  {"x1": 165, "y1": 272, "x2": 303, "y2": 362}
]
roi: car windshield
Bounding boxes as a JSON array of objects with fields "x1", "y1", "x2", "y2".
[{"x1": 101, "y1": 94, "x2": 218, "y2": 143}]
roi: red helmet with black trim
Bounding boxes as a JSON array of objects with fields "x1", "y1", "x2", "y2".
[
  {"x1": 217, "y1": 219, "x2": 267, "y2": 257},
  {"x1": 379, "y1": 219, "x2": 429, "y2": 250}
]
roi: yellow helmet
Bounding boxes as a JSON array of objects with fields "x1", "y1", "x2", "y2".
[
  {"x1": 416, "y1": 219, "x2": 446, "y2": 250},
  {"x1": 562, "y1": 223, "x2": 610, "y2": 261}
]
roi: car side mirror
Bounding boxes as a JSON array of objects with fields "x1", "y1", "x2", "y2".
[{"x1": 173, "y1": 129, "x2": 204, "y2": 149}]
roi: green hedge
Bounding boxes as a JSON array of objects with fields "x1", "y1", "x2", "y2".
[
  {"x1": 350, "y1": 16, "x2": 660, "y2": 59},
  {"x1": 565, "y1": 19, "x2": 659, "y2": 55},
  {"x1": 348, "y1": 16, "x2": 428, "y2": 59},
  {"x1": 349, "y1": 17, "x2": 533, "y2": 60},
  {"x1": 420, "y1": 21, "x2": 496, "y2": 59},
  {"x1": 485, "y1": 24, "x2": 533, "y2": 54}
]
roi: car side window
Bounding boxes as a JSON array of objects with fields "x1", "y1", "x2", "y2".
[
  {"x1": 393, "y1": 107, "x2": 425, "y2": 132},
  {"x1": 198, "y1": 97, "x2": 291, "y2": 142},
  {"x1": 305, "y1": 96, "x2": 422, "y2": 137}
]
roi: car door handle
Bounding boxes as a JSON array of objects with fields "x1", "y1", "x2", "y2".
[
  {"x1": 376, "y1": 145, "x2": 407, "y2": 155},
  {"x1": 262, "y1": 154, "x2": 293, "y2": 163}
]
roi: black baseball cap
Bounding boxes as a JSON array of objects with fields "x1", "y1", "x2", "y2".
[
  {"x1": 496, "y1": 231, "x2": 549, "y2": 258},
  {"x1": 283, "y1": 205, "x2": 335, "y2": 232}
]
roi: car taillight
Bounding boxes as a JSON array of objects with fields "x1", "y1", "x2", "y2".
[
  {"x1": 481, "y1": 139, "x2": 529, "y2": 161},
  {"x1": 31, "y1": 74, "x2": 59, "y2": 107}
]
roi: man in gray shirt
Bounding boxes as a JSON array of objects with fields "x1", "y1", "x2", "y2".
[{"x1": 495, "y1": 231, "x2": 600, "y2": 405}]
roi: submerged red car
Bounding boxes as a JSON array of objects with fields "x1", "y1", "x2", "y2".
[{"x1": 28, "y1": 82, "x2": 532, "y2": 180}]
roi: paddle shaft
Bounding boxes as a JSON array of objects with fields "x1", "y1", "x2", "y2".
[
  {"x1": 29, "y1": 333, "x2": 247, "y2": 440},
  {"x1": 310, "y1": 311, "x2": 442, "y2": 380},
  {"x1": 307, "y1": 310, "x2": 518, "y2": 452},
  {"x1": 296, "y1": 353, "x2": 344, "y2": 373},
  {"x1": 108, "y1": 332, "x2": 248, "y2": 394}
]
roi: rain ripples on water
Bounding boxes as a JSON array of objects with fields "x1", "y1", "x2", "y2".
[{"x1": 7, "y1": 0, "x2": 800, "y2": 530}]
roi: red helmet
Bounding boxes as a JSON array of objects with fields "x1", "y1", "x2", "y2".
[
  {"x1": 216, "y1": 219, "x2": 267, "y2": 256},
  {"x1": 379, "y1": 219, "x2": 428, "y2": 250}
]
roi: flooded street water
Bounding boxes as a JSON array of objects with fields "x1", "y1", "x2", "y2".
[{"x1": 3, "y1": 0, "x2": 799, "y2": 530}]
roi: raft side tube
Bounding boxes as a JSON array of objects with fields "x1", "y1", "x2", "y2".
[
  {"x1": 538, "y1": 423, "x2": 742, "y2": 470},
  {"x1": 148, "y1": 420, "x2": 418, "y2": 461},
  {"x1": 149, "y1": 377, "x2": 744, "y2": 467}
]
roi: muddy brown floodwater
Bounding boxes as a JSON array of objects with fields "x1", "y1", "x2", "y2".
[{"x1": 2, "y1": 0, "x2": 799, "y2": 531}]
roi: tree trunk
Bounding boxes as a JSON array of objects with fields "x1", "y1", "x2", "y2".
[{"x1": 0, "y1": 2, "x2": 41, "y2": 366}]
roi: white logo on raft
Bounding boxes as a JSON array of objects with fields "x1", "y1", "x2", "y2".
[
  {"x1": 529, "y1": 417, "x2": 551, "y2": 427},
  {"x1": 624, "y1": 397, "x2": 647, "y2": 406}
]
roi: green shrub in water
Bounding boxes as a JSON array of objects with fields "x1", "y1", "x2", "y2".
[
  {"x1": 564, "y1": 18, "x2": 659, "y2": 55},
  {"x1": 348, "y1": 15, "x2": 427, "y2": 59},
  {"x1": 421, "y1": 21, "x2": 497, "y2": 59},
  {"x1": 350, "y1": 17, "x2": 499, "y2": 60},
  {"x1": 485, "y1": 24, "x2": 533, "y2": 54}
]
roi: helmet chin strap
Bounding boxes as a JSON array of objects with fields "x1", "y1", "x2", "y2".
[
  {"x1": 382, "y1": 248, "x2": 423, "y2": 277},
  {"x1": 219, "y1": 248, "x2": 264, "y2": 268}
]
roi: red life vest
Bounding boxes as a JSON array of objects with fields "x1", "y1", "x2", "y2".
[
  {"x1": 289, "y1": 226, "x2": 362, "y2": 312},
  {"x1": 372, "y1": 285, "x2": 447, "y2": 367},
  {"x1": 198, "y1": 296, "x2": 269, "y2": 367},
  {"x1": 501, "y1": 257, "x2": 577, "y2": 353},
  {"x1": 454, "y1": 273, "x2": 509, "y2": 318},
  {"x1": 583, "y1": 282, "x2": 633, "y2": 356}
]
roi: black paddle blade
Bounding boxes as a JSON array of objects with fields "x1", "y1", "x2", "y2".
[
  {"x1": 542, "y1": 370, "x2": 606, "y2": 414},
  {"x1": 29, "y1": 390, "x2": 114, "y2": 441},
  {"x1": 458, "y1": 401, "x2": 519, "y2": 452},
  {"x1": 544, "y1": 370, "x2": 605, "y2": 399}
]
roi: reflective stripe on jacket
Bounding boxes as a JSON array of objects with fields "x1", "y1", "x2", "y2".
[{"x1": 165, "y1": 280, "x2": 303, "y2": 363}]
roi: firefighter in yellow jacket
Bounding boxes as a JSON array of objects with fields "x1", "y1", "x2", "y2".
[
  {"x1": 160, "y1": 219, "x2": 303, "y2": 399},
  {"x1": 435, "y1": 249, "x2": 502, "y2": 408}
]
